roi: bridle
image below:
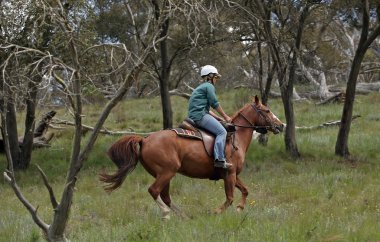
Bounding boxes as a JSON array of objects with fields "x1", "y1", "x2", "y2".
[{"x1": 232, "y1": 104, "x2": 276, "y2": 133}]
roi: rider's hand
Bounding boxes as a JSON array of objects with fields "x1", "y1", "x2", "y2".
[{"x1": 225, "y1": 116, "x2": 232, "y2": 123}]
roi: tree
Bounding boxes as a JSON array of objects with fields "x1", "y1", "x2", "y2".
[
  {"x1": 241, "y1": 0, "x2": 325, "y2": 157},
  {"x1": 2, "y1": 0, "x2": 169, "y2": 241},
  {"x1": 249, "y1": 0, "x2": 292, "y2": 157},
  {"x1": 0, "y1": 0, "x2": 56, "y2": 169},
  {"x1": 152, "y1": 0, "x2": 173, "y2": 128},
  {"x1": 335, "y1": 0, "x2": 380, "y2": 157}
]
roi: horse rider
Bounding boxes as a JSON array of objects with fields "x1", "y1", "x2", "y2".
[{"x1": 187, "y1": 65, "x2": 233, "y2": 169}]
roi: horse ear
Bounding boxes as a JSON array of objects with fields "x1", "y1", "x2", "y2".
[{"x1": 254, "y1": 95, "x2": 260, "y2": 105}]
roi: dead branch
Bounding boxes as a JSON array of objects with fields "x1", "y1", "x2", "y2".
[
  {"x1": 184, "y1": 82, "x2": 194, "y2": 92},
  {"x1": 37, "y1": 165, "x2": 58, "y2": 209},
  {"x1": 3, "y1": 170, "x2": 49, "y2": 233},
  {"x1": 1, "y1": 111, "x2": 57, "y2": 152},
  {"x1": 317, "y1": 92, "x2": 346, "y2": 105},
  {"x1": 50, "y1": 118, "x2": 153, "y2": 136},
  {"x1": 167, "y1": 82, "x2": 194, "y2": 99},
  {"x1": 34, "y1": 111, "x2": 57, "y2": 137},
  {"x1": 169, "y1": 89, "x2": 191, "y2": 99},
  {"x1": 296, "y1": 115, "x2": 361, "y2": 130}
]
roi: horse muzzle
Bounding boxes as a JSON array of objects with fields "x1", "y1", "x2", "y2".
[
  {"x1": 272, "y1": 123, "x2": 285, "y2": 134},
  {"x1": 255, "y1": 127, "x2": 268, "y2": 134}
]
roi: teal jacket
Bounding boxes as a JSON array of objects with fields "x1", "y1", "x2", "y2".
[{"x1": 188, "y1": 82, "x2": 219, "y2": 121}]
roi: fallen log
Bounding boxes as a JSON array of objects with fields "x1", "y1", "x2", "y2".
[
  {"x1": 0, "y1": 111, "x2": 56, "y2": 153},
  {"x1": 50, "y1": 118, "x2": 153, "y2": 136},
  {"x1": 356, "y1": 82, "x2": 380, "y2": 92},
  {"x1": 317, "y1": 92, "x2": 346, "y2": 105},
  {"x1": 18, "y1": 111, "x2": 56, "y2": 148},
  {"x1": 34, "y1": 111, "x2": 56, "y2": 138},
  {"x1": 296, "y1": 115, "x2": 361, "y2": 130}
]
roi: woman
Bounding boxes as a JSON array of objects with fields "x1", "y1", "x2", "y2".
[{"x1": 188, "y1": 65, "x2": 232, "y2": 169}]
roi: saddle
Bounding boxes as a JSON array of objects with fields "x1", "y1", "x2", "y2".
[{"x1": 172, "y1": 118, "x2": 236, "y2": 157}]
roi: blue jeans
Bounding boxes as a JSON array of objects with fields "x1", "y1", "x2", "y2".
[{"x1": 195, "y1": 114, "x2": 227, "y2": 162}]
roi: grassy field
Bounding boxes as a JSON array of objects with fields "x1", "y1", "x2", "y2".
[{"x1": 1, "y1": 90, "x2": 379, "y2": 242}]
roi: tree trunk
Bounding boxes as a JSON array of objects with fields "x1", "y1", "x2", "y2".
[
  {"x1": 0, "y1": 57, "x2": 21, "y2": 168},
  {"x1": 252, "y1": 0, "x2": 301, "y2": 157},
  {"x1": 259, "y1": 52, "x2": 276, "y2": 146},
  {"x1": 282, "y1": 5, "x2": 310, "y2": 158},
  {"x1": 19, "y1": 77, "x2": 39, "y2": 168},
  {"x1": 335, "y1": 0, "x2": 380, "y2": 157},
  {"x1": 47, "y1": 32, "x2": 84, "y2": 241},
  {"x1": 158, "y1": 20, "x2": 173, "y2": 129},
  {"x1": 262, "y1": 60, "x2": 276, "y2": 105},
  {"x1": 281, "y1": 50, "x2": 300, "y2": 157},
  {"x1": 258, "y1": 42, "x2": 264, "y2": 96},
  {"x1": 281, "y1": 87, "x2": 299, "y2": 157},
  {"x1": 153, "y1": 0, "x2": 173, "y2": 129},
  {"x1": 6, "y1": 100, "x2": 22, "y2": 169},
  {"x1": 261, "y1": 7, "x2": 274, "y2": 106},
  {"x1": 335, "y1": 53, "x2": 364, "y2": 157}
]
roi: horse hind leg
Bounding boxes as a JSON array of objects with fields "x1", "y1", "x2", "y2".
[
  {"x1": 155, "y1": 195, "x2": 171, "y2": 220},
  {"x1": 235, "y1": 176, "x2": 248, "y2": 212},
  {"x1": 161, "y1": 183, "x2": 189, "y2": 219},
  {"x1": 148, "y1": 172, "x2": 175, "y2": 220}
]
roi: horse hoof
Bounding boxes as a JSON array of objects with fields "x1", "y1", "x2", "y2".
[
  {"x1": 180, "y1": 213, "x2": 191, "y2": 220},
  {"x1": 214, "y1": 208, "x2": 223, "y2": 214},
  {"x1": 236, "y1": 207, "x2": 243, "y2": 212},
  {"x1": 162, "y1": 214, "x2": 171, "y2": 220}
]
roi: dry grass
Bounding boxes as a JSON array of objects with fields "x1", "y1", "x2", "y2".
[{"x1": 1, "y1": 92, "x2": 379, "y2": 241}]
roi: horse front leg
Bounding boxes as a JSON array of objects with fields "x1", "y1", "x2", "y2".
[
  {"x1": 215, "y1": 171, "x2": 236, "y2": 214},
  {"x1": 235, "y1": 176, "x2": 248, "y2": 212}
]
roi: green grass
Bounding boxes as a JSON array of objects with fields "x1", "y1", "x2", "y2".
[{"x1": 1, "y1": 91, "x2": 380, "y2": 241}]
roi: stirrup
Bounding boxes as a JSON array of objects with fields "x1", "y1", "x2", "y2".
[{"x1": 214, "y1": 161, "x2": 232, "y2": 169}]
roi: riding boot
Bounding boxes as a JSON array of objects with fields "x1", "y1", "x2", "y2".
[{"x1": 214, "y1": 159, "x2": 232, "y2": 169}]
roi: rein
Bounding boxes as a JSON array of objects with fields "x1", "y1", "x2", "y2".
[{"x1": 233, "y1": 112, "x2": 271, "y2": 129}]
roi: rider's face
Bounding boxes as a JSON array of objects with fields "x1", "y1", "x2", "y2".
[{"x1": 212, "y1": 75, "x2": 220, "y2": 84}]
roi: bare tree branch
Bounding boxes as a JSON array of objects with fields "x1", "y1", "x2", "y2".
[
  {"x1": 169, "y1": 89, "x2": 191, "y2": 99},
  {"x1": 37, "y1": 165, "x2": 58, "y2": 210},
  {"x1": 3, "y1": 171, "x2": 49, "y2": 234}
]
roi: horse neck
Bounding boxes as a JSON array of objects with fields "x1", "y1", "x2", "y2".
[{"x1": 232, "y1": 108, "x2": 258, "y2": 152}]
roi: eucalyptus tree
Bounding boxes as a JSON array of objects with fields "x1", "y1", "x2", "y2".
[
  {"x1": 335, "y1": 0, "x2": 380, "y2": 157},
  {"x1": 2, "y1": 0, "x2": 170, "y2": 241},
  {"x1": 147, "y1": 0, "x2": 249, "y2": 127},
  {"x1": 244, "y1": 0, "x2": 325, "y2": 158},
  {"x1": 93, "y1": 0, "x2": 249, "y2": 128},
  {"x1": 0, "y1": 0, "x2": 57, "y2": 169}
]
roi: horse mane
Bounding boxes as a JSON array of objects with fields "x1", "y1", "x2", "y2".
[{"x1": 231, "y1": 103, "x2": 251, "y2": 121}]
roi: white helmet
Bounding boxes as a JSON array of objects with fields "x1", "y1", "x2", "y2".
[{"x1": 200, "y1": 65, "x2": 220, "y2": 77}]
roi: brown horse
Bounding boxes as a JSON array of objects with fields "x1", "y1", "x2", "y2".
[{"x1": 100, "y1": 96, "x2": 284, "y2": 219}]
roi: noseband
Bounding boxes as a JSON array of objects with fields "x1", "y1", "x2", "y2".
[{"x1": 233, "y1": 104, "x2": 275, "y2": 133}]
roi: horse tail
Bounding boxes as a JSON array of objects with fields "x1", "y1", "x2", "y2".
[{"x1": 99, "y1": 135, "x2": 143, "y2": 192}]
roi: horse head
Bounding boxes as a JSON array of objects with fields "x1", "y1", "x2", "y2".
[
  {"x1": 252, "y1": 95, "x2": 284, "y2": 134},
  {"x1": 237, "y1": 95, "x2": 285, "y2": 134}
]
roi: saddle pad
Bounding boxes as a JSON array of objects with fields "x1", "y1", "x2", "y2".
[
  {"x1": 172, "y1": 128, "x2": 202, "y2": 140},
  {"x1": 172, "y1": 128, "x2": 215, "y2": 157}
]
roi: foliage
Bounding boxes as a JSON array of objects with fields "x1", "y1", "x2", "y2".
[{"x1": 1, "y1": 91, "x2": 379, "y2": 241}]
